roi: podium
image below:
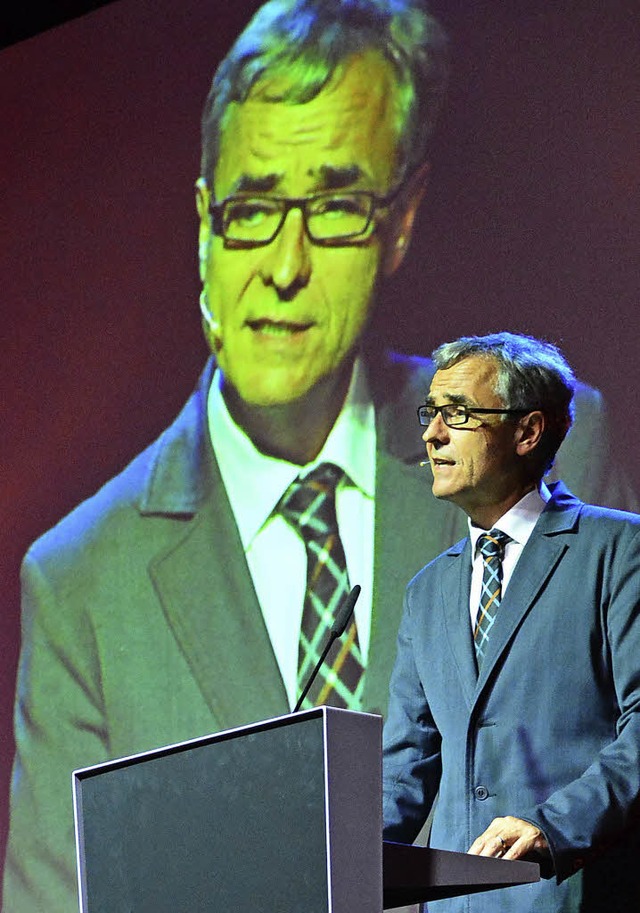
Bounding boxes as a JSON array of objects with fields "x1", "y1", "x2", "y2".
[{"x1": 73, "y1": 707, "x2": 538, "y2": 912}]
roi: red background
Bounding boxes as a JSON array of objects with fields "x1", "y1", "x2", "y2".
[{"x1": 1, "y1": 0, "x2": 639, "y2": 886}]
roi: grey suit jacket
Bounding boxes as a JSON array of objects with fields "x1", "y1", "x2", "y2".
[
  {"x1": 383, "y1": 483, "x2": 640, "y2": 912},
  {"x1": 3, "y1": 350, "x2": 636, "y2": 912}
]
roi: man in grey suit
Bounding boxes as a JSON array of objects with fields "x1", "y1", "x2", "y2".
[
  {"x1": 3, "y1": 3, "x2": 636, "y2": 913},
  {"x1": 383, "y1": 332, "x2": 640, "y2": 911}
]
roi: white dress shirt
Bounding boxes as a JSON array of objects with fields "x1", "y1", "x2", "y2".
[
  {"x1": 208, "y1": 358, "x2": 376, "y2": 710},
  {"x1": 468, "y1": 484, "x2": 551, "y2": 630}
]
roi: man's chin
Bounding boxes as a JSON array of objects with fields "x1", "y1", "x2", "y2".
[
  {"x1": 219, "y1": 349, "x2": 357, "y2": 414},
  {"x1": 223, "y1": 376, "x2": 322, "y2": 410},
  {"x1": 431, "y1": 482, "x2": 460, "y2": 505}
]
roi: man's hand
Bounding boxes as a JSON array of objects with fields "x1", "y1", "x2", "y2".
[{"x1": 468, "y1": 816, "x2": 548, "y2": 860}]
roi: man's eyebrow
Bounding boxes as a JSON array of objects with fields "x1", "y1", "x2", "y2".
[
  {"x1": 315, "y1": 164, "x2": 364, "y2": 190},
  {"x1": 425, "y1": 394, "x2": 471, "y2": 406},
  {"x1": 230, "y1": 173, "x2": 281, "y2": 195},
  {"x1": 227, "y1": 165, "x2": 365, "y2": 197}
]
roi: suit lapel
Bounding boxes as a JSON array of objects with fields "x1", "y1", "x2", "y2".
[
  {"x1": 474, "y1": 538, "x2": 567, "y2": 693},
  {"x1": 149, "y1": 486, "x2": 289, "y2": 729},
  {"x1": 439, "y1": 540, "x2": 479, "y2": 709},
  {"x1": 474, "y1": 489, "x2": 580, "y2": 696},
  {"x1": 140, "y1": 361, "x2": 288, "y2": 729}
]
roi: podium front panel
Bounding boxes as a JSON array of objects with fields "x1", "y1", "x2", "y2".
[{"x1": 74, "y1": 707, "x2": 382, "y2": 913}]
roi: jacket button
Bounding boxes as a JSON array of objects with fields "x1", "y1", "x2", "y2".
[{"x1": 474, "y1": 786, "x2": 489, "y2": 800}]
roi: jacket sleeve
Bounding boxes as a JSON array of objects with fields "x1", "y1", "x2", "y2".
[
  {"x1": 517, "y1": 523, "x2": 640, "y2": 883},
  {"x1": 3, "y1": 553, "x2": 109, "y2": 913},
  {"x1": 382, "y1": 588, "x2": 442, "y2": 845}
]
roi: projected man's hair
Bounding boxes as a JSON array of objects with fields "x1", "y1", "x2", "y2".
[{"x1": 200, "y1": 0, "x2": 448, "y2": 188}]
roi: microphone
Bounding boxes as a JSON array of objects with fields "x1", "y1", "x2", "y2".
[
  {"x1": 199, "y1": 289, "x2": 222, "y2": 347},
  {"x1": 293, "y1": 584, "x2": 361, "y2": 713}
]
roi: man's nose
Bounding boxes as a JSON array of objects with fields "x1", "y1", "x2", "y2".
[
  {"x1": 259, "y1": 208, "x2": 311, "y2": 295},
  {"x1": 422, "y1": 412, "x2": 449, "y2": 444}
]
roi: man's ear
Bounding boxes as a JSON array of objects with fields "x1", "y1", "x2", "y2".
[
  {"x1": 515, "y1": 411, "x2": 545, "y2": 457},
  {"x1": 195, "y1": 177, "x2": 211, "y2": 282},
  {"x1": 382, "y1": 160, "x2": 430, "y2": 277}
]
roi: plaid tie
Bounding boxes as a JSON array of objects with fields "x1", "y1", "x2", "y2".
[
  {"x1": 278, "y1": 462, "x2": 364, "y2": 710},
  {"x1": 474, "y1": 529, "x2": 511, "y2": 670}
]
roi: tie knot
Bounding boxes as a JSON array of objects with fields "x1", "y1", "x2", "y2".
[
  {"x1": 478, "y1": 529, "x2": 511, "y2": 560},
  {"x1": 278, "y1": 462, "x2": 345, "y2": 540}
]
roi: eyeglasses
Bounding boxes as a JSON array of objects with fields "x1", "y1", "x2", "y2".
[
  {"x1": 417, "y1": 403, "x2": 532, "y2": 429},
  {"x1": 208, "y1": 186, "x2": 402, "y2": 249}
]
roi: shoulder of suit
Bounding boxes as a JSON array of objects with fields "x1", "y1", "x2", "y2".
[
  {"x1": 26, "y1": 361, "x2": 215, "y2": 570},
  {"x1": 573, "y1": 499, "x2": 640, "y2": 529},
  {"x1": 364, "y1": 347, "x2": 435, "y2": 402},
  {"x1": 546, "y1": 480, "x2": 640, "y2": 535},
  {"x1": 25, "y1": 439, "x2": 166, "y2": 573},
  {"x1": 407, "y1": 535, "x2": 468, "y2": 586}
]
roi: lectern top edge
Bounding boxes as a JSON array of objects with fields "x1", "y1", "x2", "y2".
[{"x1": 72, "y1": 704, "x2": 381, "y2": 781}]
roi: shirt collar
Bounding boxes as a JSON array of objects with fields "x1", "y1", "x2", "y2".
[
  {"x1": 207, "y1": 357, "x2": 376, "y2": 548},
  {"x1": 468, "y1": 482, "x2": 551, "y2": 555}
]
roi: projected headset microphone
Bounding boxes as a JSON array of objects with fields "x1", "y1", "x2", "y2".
[{"x1": 199, "y1": 289, "x2": 222, "y2": 348}]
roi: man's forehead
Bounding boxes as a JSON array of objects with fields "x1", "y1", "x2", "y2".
[
  {"x1": 214, "y1": 50, "x2": 401, "y2": 195},
  {"x1": 247, "y1": 47, "x2": 399, "y2": 108},
  {"x1": 428, "y1": 357, "x2": 501, "y2": 403}
]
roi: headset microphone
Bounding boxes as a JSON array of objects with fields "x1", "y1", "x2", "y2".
[{"x1": 199, "y1": 289, "x2": 222, "y2": 347}]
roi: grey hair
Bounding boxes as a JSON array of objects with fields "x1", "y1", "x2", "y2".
[
  {"x1": 432, "y1": 332, "x2": 576, "y2": 477},
  {"x1": 200, "y1": 0, "x2": 448, "y2": 188}
]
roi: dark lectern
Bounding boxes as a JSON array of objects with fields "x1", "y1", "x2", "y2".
[{"x1": 73, "y1": 707, "x2": 538, "y2": 912}]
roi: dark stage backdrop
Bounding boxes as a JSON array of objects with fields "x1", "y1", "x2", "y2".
[{"x1": 1, "y1": 0, "x2": 639, "y2": 889}]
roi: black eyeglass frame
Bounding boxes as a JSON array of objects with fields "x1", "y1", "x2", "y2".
[
  {"x1": 208, "y1": 184, "x2": 404, "y2": 249},
  {"x1": 417, "y1": 403, "x2": 533, "y2": 429}
]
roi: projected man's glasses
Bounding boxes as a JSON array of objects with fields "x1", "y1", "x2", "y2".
[{"x1": 209, "y1": 187, "x2": 402, "y2": 248}]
